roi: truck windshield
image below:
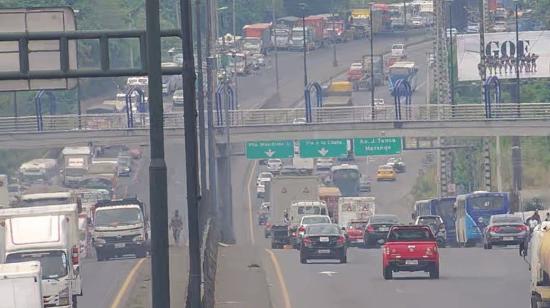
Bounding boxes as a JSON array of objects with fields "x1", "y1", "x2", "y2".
[
  {"x1": 66, "y1": 168, "x2": 86, "y2": 177},
  {"x1": 387, "y1": 228, "x2": 434, "y2": 242},
  {"x1": 6, "y1": 251, "x2": 68, "y2": 279},
  {"x1": 302, "y1": 216, "x2": 330, "y2": 225},
  {"x1": 95, "y1": 207, "x2": 143, "y2": 227},
  {"x1": 20, "y1": 197, "x2": 72, "y2": 207}
]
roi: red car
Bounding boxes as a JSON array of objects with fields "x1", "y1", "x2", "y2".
[
  {"x1": 347, "y1": 63, "x2": 364, "y2": 81},
  {"x1": 345, "y1": 220, "x2": 368, "y2": 246},
  {"x1": 382, "y1": 225, "x2": 439, "y2": 280}
]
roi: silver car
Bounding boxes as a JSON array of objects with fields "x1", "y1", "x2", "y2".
[{"x1": 483, "y1": 214, "x2": 528, "y2": 249}]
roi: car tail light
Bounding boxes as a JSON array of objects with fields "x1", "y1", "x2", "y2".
[
  {"x1": 71, "y1": 246, "x2": 80, "y2": 265},
  {"x1": 425, "y1": 246, "x2": 436, "y2": 256},
  {"x1": 489, "y1": 226, "x2": 501, "y2": 233},
  {"x1": 337, "y1": 236, "x2": 346, "y2": 245},
  {"x1": 367, "y1": 225, "x2": 375, "y2": 232},
  {"x1": 303, "y1": 237, "x2": 312, "y2": 247},
  {"x1": 516, "y1": 225, "x2": 528, "y2": 232},
  {"x1": 383, "y1": 246, "x2": 390, "y2": 255}
]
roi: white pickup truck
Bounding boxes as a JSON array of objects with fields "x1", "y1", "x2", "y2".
[{"x1": 391, "y1": 43, "x2": 406, "y2": 59}]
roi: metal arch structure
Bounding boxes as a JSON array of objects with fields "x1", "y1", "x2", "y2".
[
  {"x1": 391, "y1": 79, "x2": 412, "y2": 120},
  {"x1": 484, "y1": 75, "x2": 501, "y2": 118},
  {"x1": 215, "y1": 83, "x2": 236, "y2": 126},
  {"x1": 304, "y1": 81, "x2": 323, "y2": 123},
  {"x1": 34, "y1": 90, "x2": 57, "y2": 132},
  {"x1": 125, "y1": 86, "x2": 147, "y2": 128}
]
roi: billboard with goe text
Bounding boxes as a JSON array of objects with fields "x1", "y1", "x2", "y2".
[{"x1": 456, "y1": 31, "x2": 550, "y2": 81}]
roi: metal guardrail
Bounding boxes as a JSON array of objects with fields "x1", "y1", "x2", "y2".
[{"x1": 0, "y1": 103, "x2": 549, "y2": 134}]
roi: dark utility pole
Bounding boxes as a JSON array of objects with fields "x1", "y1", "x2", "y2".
[
  {"x1": 511, "y1": 0, "x2": 522, "y2": 212},
  {"x1": 195, "y1": 0, "x2": 207, "y2": 201},
  {"x1": 180, "y1": 0, "x2": 201, "y2": 306},
  {"x1": 272, "y1": 0, "x2": 280, "y2": 90},
  {"x1": 448, "y1": 1, "x2": 454, "y2": 105},
  {"x1": 370, "y1": 3, "x2": 375, "y2": 120},
  {"x1": 145, "y1": 0, "x2": 170, "y2": 307},
  {"x1": 300, "y1": 3, "x2": 308, "y2": 87},
  {"x1": 331, "y1": 0, "x2": 337, "y2": 67}
]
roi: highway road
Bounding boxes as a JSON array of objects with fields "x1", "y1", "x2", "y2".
[
  {"x1": 79, "y1": 32, "x2": 431, "y2": 307},
  {"x1": 231, "y1": 151, "x2": 532, "y2": 308},
  {"x1": 79, "y1": 142, "x2": 189, "y2": 308}
]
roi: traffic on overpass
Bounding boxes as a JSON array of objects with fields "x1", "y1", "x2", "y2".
[{"x1": 0, "y1": 1, "x2": 549, "y2": 308}]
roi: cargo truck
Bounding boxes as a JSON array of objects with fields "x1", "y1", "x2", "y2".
[
  {"x1": 92, "y1": 198, "x2": 149, "y2": 261},
  {"x1": 18, "y1": 159, "x2": 57, "y2": 186},
  {"x1": 242, "y1": 23, "x2": 272, "y2": 55},
  {"x1": 272, "y1": 24, "x2": 291, "y2": 49},
  {"x1": 0, "y1": 261, "x2": 43, "y2": 308},
  {"x1": 0, "y1": 204, "x2": 82, "y2": 308},
  {"x1": 529, "y1": 222, "x2": 550, "y2": 307},
  {"x1": 292, "y1": 155, "x2": 315, "y2": 175},
  {"x1": 269, "y1": 176, "x2": 319, "y2": 247},
  {"x1": 61, "y1": 147, "x2": 92, "y2": 187}
]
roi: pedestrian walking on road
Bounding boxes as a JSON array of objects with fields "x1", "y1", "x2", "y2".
[{"x1": 170, "y1": 210, "x2": 184, "y2": 246}]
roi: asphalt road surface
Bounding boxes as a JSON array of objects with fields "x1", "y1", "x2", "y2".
[
  {"x1": 79, "y1": 142, "x2": 189, "y2": 308},
  {"x1": 79, "y1": 32, "x2": 430, "y2": 307},
  {"x1": 237, "y1": 153, "x2": 532, "y2": 308}
]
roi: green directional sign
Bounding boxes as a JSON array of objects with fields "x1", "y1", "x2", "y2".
[
  {"x1": 299, "y1": 138, "x2": 348, "y2": 158},
  {"x1": 354, "y1": 137, "x2": 402, "y2": 156},
  {"x1": 246, "y1": 140, "x2": 294, "y2": 159}
]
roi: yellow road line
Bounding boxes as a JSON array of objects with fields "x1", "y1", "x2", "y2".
[
  {"x1": 265, "y1": 249, "x2": 292, "y2": 308},
  {"x1": 247, "y1": 161, "x2": 257, "y2": 245},
  {"x1": 110, "y1": 258, "x2": 146, "y2": 308}
]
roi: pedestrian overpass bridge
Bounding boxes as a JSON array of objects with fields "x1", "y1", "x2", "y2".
[{"x1": 2, "y1": 103, "x2": 549, "y2": 148}]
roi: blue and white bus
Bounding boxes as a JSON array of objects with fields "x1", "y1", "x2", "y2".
[
  {"x1": 388, "y1": 61, "x2": 418, "y2": 94},
  {"x1": 455, "y1": 191, "x2": 510, "y2": 246},
  {"x1": 413, "y1": 197, "x2": 457, "y2": 245}
]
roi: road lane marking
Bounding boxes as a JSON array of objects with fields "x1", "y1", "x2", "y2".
[
  {"x1": 265, "y1": 249, "x2": 292, "y2": 308},
  {"x1": 319, "y1": 271, "x2": 337, "y2": 277},
  {"x1": 110, "y1": 258, "x2": 146, "y2": 308},
  {"x1": 247, "y1": 161, "x2": 257, "y2": 245}
]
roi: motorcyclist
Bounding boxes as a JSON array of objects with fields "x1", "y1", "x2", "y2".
[
  {"x1": 169, "y1": 210, "x2": 184, "y2": 246},
  {"x1": 527, "y1": 209, "x2": 541, "y2": 225}
]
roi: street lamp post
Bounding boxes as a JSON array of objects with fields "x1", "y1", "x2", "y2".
[
  {"x1": 447, "y1": 0, "x2": 455, "y2": 105},
  {"x1": 331, "y1": 0, "x2": 337, "y2": 67},
  {"x1": 271, "y1": 0, "x2": 280, "y2": 90},
  {"x1": 514, "y1": 0, "x2": 520, "y2": 109},
  {"x1": 511, "y1": 0, "x2": 523, "y2": 213},
  {"x1": 370, "y1": 2, "x2": 375, "y2": 120},
  {"x1": 403, "y1": 0, "x2": 407, "y2": 42},
  {"x1": 300, "y1": 3, "x2": 308, "y2": 87}
]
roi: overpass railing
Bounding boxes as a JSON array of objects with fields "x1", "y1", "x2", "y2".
[{"x1": 0, "y1": 103, "x2": 549, "y2": 133}]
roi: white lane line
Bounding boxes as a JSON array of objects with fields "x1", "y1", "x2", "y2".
[{"x1": 247, "y1": 161, "x2": 257, "y2": 245}]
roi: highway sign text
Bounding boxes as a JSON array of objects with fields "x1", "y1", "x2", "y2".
[
  {"x1": 246, "y1": 140, "x2": 294, "y2": 159},
  {"x1": 299, "y1": 139, "x2": 348, "y2": 158},
  {"x1": 354, "y1": 137, "x2": 402, "y2": 156}
]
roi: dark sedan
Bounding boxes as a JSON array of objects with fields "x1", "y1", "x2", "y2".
[
  {"x1": 300, "y1": 223, "x2": 347, "y2": 264},
  {"x1": 364, "y1": 214, "x2": 400, "y2": 248},
  {"x1": 483, "y1": 214, "x2": 528, "y2": 249}
]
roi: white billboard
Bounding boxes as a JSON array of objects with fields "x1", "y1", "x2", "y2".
[
  {"x1": 0, "y1": 7, "x2": 77, "y2": 91},
  {"x1": 456, "y1": 31, "x2": 550, "y2": 81}
]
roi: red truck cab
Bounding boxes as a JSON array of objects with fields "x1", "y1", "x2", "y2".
[{"x1": 382, "y1": 225, "x2": 439, "y2": 280}]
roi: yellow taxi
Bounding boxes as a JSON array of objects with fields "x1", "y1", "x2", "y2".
[{"x1": 376, "y1": 165, "x2": 396, "y2": 181}]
